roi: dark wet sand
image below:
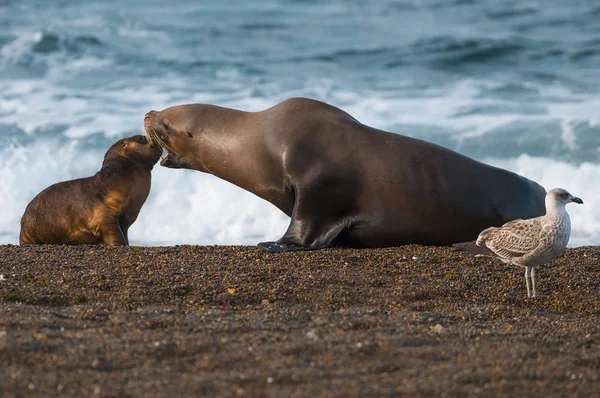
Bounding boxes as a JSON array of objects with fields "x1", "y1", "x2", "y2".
[{"x1": 1, "y1": 244, "x2": 599, "y2": 397}]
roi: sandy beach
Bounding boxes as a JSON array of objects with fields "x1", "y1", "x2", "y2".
[{"x1": 1, "y1": 244, "x2": 599, "y2": 397}]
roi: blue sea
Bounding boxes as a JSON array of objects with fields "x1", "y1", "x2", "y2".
[{"x1": 1, "y1": 0, "x2": 599, "y2": 246}]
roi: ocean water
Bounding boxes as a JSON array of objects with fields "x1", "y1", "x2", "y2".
[{"x1": 1, "y1": 0, "x2": 599, "y2": 247}]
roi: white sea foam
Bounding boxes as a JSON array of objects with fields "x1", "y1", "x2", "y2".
[
  {"x1": 129, "y1": 169, "x2": 289, "y2": 246},
  {"x1": 54, "y1": 56, "x2": 113, "y2": 75},
  {"x1": 0, "y1": 79, "x2": 186, "y2": 137},
  {"x1": 0, "y1": 32, "x2": 40, "y2": 64}
]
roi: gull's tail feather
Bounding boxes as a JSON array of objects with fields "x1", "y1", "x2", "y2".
[{"x1": 452, "y1": 241, "x2": 497, "y2": 257}]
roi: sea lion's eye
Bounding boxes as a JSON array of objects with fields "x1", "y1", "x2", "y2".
[
  {"x1": 137, "y1": 136, "x2": 145, "y2": 143},
  {"x1": 121, "y1": 141, "x2": 127, "y2": 148},
  {"x1": 162, "y1": 121, "x2": 169, "y2": 130},
  {"x1": 187, "y1": 132, "x2": 193, "y2": 138}
]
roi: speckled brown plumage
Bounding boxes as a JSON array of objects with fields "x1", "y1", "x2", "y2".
[{"x1": 456, "y1": 188, "x2": 583, "y2": 297}]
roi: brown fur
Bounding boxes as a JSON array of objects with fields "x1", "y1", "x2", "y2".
[{"x1": 20, "y1": 136, "x2": 161, "y2": 245}]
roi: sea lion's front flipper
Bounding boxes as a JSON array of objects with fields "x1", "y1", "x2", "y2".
[
  {"x1": 257, "y1": 180, "x2": 356, "y2": 252},
  {"x1": 257, "y1": 217, "x2": 352, "y2": 253},
  {"x1": 100, "y1": 217, "x2": 128, "y2": 246}
]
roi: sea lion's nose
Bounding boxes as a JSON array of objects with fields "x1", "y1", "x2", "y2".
[{"x1": 144, "y1": 110, "x2": 157, "y2": 121}]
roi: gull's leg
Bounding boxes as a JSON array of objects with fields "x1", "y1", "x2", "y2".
[
  {"x1": 531, "y1": 267, "x2": 536, "y2": 298},
  {"x1": 525, "y1": 267, "x2": 531, "y2": 298}
]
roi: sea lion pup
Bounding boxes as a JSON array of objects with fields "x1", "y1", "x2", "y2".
[
  {"x1": 20, "y1": 135, "x2": 161, "y2": 245},
  {"x1": 144, "y1": 97, "x2": 547, "y2": 252}
]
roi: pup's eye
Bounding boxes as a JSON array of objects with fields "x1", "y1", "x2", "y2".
[
  {"x1": 121, "y1": 142, "x2": 127, "y2": 148},
  {"x1": 187, "y1": 132, "x2": 193, "y2": 138},
  {"x1": 137, "y1": 136, "x2": 145, "y2": 143}
]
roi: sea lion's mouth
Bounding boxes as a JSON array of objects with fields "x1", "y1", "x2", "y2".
[
  {"x1": 153, "y1": 141, "x2": 183, "y2": 168},
  {"x1": 152, "y1": 144, "x2": 180, "y2": 167},
  {"x1": 155, "y1": 145, "x2": 179, "y2": 167},
  {"x1": 160, "y1": 151, "x2": 185, "y2": 169}
]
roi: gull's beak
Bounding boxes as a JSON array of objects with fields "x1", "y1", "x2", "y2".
[{"x1": 571, "y1": 196, "x2": 583, "y2": 204}]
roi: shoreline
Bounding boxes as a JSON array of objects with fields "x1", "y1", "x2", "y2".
[{"x1": 1, "y1": 244, "x2": 599, "y2": 396}]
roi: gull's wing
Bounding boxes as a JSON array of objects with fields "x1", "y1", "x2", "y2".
[{"x1": 476, "y1": 218, "x2": 543, "y2": 261}]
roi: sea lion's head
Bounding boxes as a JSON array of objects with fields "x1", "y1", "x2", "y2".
[
  {"x1": 103, "y1": 135, "x2": 162, "y2": 170},
  {"x1": 143, "y1": 105, "x2": 222, "y2": 171},
  {"x1": 143, "y1": 108, "x2": 193, "y2": 169}
]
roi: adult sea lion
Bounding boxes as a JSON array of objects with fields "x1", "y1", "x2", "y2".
[
  {"x1": 20, "y1": 135, "x2": 161, "y2": 245},
  {"x1": 144, "y1": 97, "x2": 546, "y2": 252}
]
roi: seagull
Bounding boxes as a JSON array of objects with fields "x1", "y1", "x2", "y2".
[{"x1": 453, "y1": 188, "x2": 583, "y2": 298}]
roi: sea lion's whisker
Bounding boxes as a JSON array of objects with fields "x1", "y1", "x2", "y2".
[
  {"x1": 144, "y1": 127, "x2": 162, "y2": 150},
  {"x1": 155, "y1": 135, "x2": 174, "y2": 155},
  {"x1": 149, "y1": 132, "x2": 178, "y2": 159}
]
